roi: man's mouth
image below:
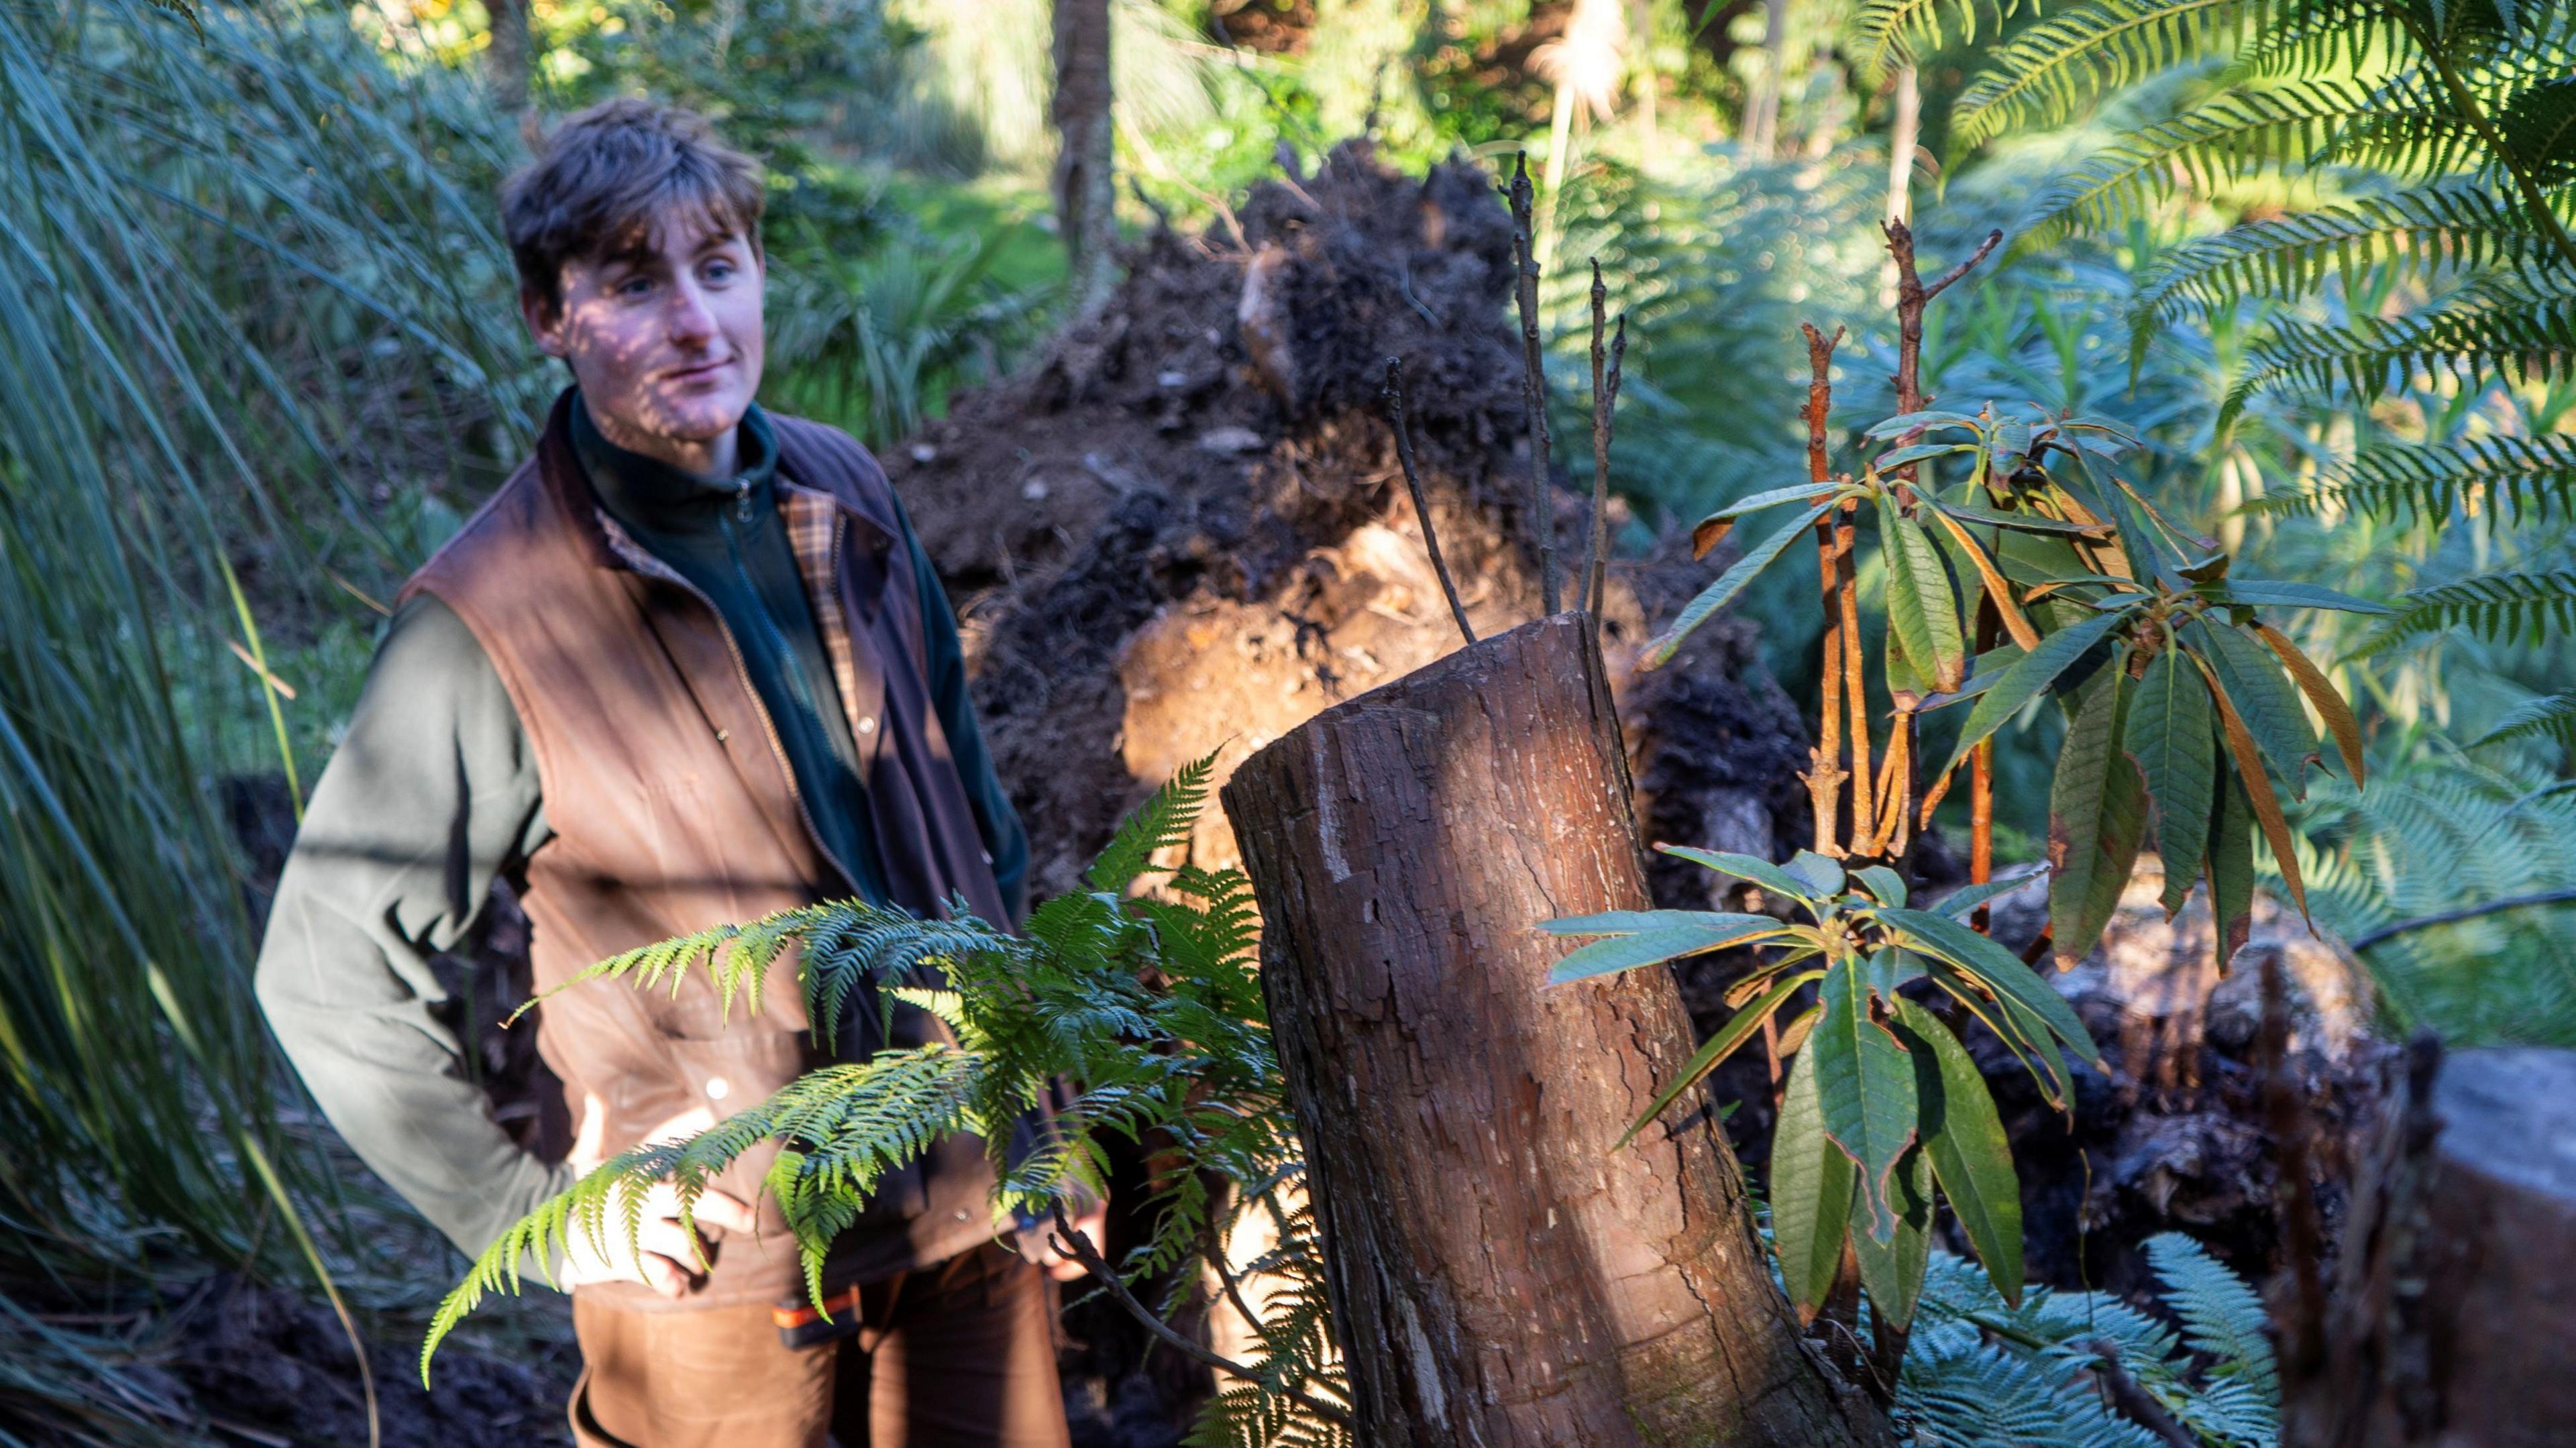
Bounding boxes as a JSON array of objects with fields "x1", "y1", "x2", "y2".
[{"x1": 661, "y1": 356, "x2": 734, "y2": 384}]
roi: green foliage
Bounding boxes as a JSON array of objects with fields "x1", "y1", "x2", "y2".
[
  {"x1": 0, "y1": 0, "x2": 532, "y2": 1328},
  {"x1": 428, "y1": 758, "x2": 1350, "y2": 1443},
  {"x1": 1895, "y1": 1234, "x2": 2276, "y2": 1447},
  {"x1": 1545, "y1": 848, "x2": 2094, "y2": 1325},
  {"x1": 1880, "y1": 0, "x2": 2576, "y2": 702}
]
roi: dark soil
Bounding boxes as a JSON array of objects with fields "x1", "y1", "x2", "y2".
[{"x1": 162, "y1": 1276, "x2": 577, "y2": 1448}]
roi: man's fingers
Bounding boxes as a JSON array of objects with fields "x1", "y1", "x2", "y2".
[
  {"x1": 690, "y1": 1188, "x2": 758, "y2": 1236},
  {"x1": 640, "y1": 1251, "x2": 687, "y2": 1299}
]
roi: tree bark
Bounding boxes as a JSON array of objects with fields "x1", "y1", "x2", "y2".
[
  {"x1": 1222, "y1": 613, "x2": 1886, "y2": 1448},
  {"x1": 2284, "y1": 1044, "x2": 2576, "y2": 1448},
  {"x1": 1051, "y1": 0, "x2": 1117, "y2": 313},
  {"x1": 485, "y1": 0, "x2": 531, "y2": 115}
]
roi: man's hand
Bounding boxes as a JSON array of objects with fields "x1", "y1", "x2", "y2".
[
  {"x1": 1036, "y1": 1197, "x2": 1112, "y2": 1283},
  {"x1": 559, "y1": 1181, "x2": 758, "y2": 1299}
]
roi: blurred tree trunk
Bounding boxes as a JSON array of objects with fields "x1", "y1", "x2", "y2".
[
  {"x1": 2284, "y1": 1044, "x2": 2576, "y2": 1447},
  {"x1": 1224, "y1": 615, "x2": 1887, "y2": 1448},
  {"x1": 1746, "y1": 0, "x2": 1787, "y2": 159},
  {"x1": 486, "y1": 0, "x2": 531, "y2": 115},
  {"x1": 1051, "y1": 0, "x2": 1116, "y2": 313}
]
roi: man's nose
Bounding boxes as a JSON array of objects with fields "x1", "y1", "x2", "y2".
[{"x1": 667, "y1": 279, "x2": 718, "y2": 347}]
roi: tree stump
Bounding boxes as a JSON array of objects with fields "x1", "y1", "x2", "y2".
[
  {"x1": 2284, "y1": 1044, "x2": 2576, "y2": 1448},
  {"x1": 1222, "y1": 614, "x2": 1883, "y2": 1447}
]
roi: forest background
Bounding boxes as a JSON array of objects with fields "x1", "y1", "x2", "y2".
[{"x1": 4, "y1": 0, "x2": 2572, "y2": 1443}]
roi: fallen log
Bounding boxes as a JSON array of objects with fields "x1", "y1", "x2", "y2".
[{"x1": 1222, "y1": 612, "x2": 1884, "y2": 1447}]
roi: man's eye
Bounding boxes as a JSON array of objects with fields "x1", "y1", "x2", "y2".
[
  {"x1": 616, "y1": 276, "x2": 654, "y2": 298},
  {"x1": 704, "y1": 261, "x2": 735, "y2": 284}
]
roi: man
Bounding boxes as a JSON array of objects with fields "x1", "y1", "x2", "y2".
[{"x1": 255, "y1": 99, "x2": 1090, "y2": 1447}]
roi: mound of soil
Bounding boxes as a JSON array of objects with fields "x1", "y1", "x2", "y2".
[{"x1": 891, "y1": 140, "x2": 1810, "y2": 902}]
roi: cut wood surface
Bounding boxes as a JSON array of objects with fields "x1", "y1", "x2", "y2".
[
  {"x1": 2284, "y1": 1044, "x2": 2576, "y2": 1448},
  {"x1": 1223, "y1": 612, "x2": 1884, "y2": 1447}
]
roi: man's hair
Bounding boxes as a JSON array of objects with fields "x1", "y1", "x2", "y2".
[{"x1": 501, "y1": 99, "x2": 765, "y2": 315}]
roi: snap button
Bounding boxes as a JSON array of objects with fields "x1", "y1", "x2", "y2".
[
  {"x1": 704, "y1": 1076, "x2": 731, "y2": 1101},
  {"x1": 856, "y1": 716, "x2": 877, "y2": 735}
]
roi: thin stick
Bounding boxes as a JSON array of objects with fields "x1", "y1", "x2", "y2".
[
  {"x1": 1970, "y1": 598, "x2": 2000, "y2": 932},
  {"x1": 1585, "y1": 258, "x2": 1625, "y2": 631},
  {"x1": 2347, "y1": 886, "x2": 2576, "y2": 950},
  {"x1": 1505, "y1": 152, "x2": 1560, "y2": 615},
  {"x1": 1383, "y1": 358, "x2": 1476, "y2": 647},
  {"x1": 1051, "y1": 1205, "x2": 1352, "y2": 1428},
  {"x1": 1838, "y1": 500, "x2": 1872, "y2": 844},
  {"x1": 1801, "y1": 323, "x2": 1846, "y2": 856},
  {"x1": 2086, "y1": 1339, "x2": 2198, "y2": 1448},
  {"x1": 1591, "y1": 313, "x2": 1626, "y2": 622}
]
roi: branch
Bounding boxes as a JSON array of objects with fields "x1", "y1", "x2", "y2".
[
  {"x1": 1383, "y1": 358, "x2": 1476, "y2": 647},
  {"x1": 1923, "y1": 228, "x2": 2005, "y2": 302},
  {"x1": 2346, "y1": 887, "x2": 2576, "y2": 951},
  {"x1": 1049, "y1": 1205, "x2": 1352, "y2": 1429}
]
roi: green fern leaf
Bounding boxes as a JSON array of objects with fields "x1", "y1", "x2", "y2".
[
  {"x1": 1951, "y1": 0, "x2": 2255, "y2": 149},
  {"x1": 2379, "y1": 568, "x2": 2576, "y2": 645},
  {"x1": 2253, "y1": 432, "x2": 2576, "y2": 524},
  {"x1": 2018, "y1": 82, "x2": 2383, "y2": 247},
  {"x1": 2218, "y1": 279, "x2": 2576, "y2": 429},
  {"x1": 2470, "y1": 690, "x2": 2576, "y2": 747},
  {"x1": 2135, "y1": 188, "x2": 2561, "y2": 321},
  {"x1": 1087, "y1": 748, "x2": 1222, "y2": 893}
]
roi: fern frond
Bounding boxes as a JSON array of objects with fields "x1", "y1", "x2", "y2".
[
  {"x1": 2379, "y1": 568, "x2": 2576, "y2": 643},
  {"x1": 2497, "y1": 74, "x2": 2576, "y2": 186},
  {"x1": 2218, "y1": 280, "x2": 2576, "y2": 427},
  {"x1": 2249, "y1": 433, "x2": 2576, "y2": 524},
  {"x1": 2144, "y1": 1233, "x2": 2277, "y2": 1396},
  {"x1": 2018, "y1": 82, "x2": 2383, "y2": 246},
  {"x1": 2135, "y1": 188, "x2": 2562, "y2": 320},
  {"x1": 2469, "y1": 689, "x2": 2576, "y2": 746},
  {"x1": 1951, "y1": 0, "x2": 2253, "y2": 149},
  {"x1": 1850, "y1": 0, "x2": 2025, "y2": 85},
  {"x1": 1087, "y1": 748, "x2": 1224, "y2": 893}
]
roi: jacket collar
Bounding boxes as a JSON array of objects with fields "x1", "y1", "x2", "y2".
[{"x1": 535, "y1": 388, "x2": 894, "y2": 568}]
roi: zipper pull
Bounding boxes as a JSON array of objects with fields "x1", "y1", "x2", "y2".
[{"x1": 734, "y1": 477, "x2": 753, "y2": 524}]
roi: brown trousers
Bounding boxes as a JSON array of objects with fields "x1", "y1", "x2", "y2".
[{"x1": 568, "y1": 1245, "x2": 1072, "y2": 1448}]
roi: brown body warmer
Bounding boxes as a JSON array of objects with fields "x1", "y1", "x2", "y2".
[{"x1": 402, "y1": 395, "x2": 1014, "y2": 1308}]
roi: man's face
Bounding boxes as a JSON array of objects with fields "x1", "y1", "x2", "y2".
[{"x1": 525, "y1": 209, "x2": 764, "y2": 469}]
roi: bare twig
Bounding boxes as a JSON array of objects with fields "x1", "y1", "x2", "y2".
[
  {"x1": 1050, "y1": 1205, "x2": 1352, "y2": 1429},
  {"x1": 1504, "y1": 152, "x2": 1560, "y2": 615},
  {"x1": 1882, "y1": 221, "x2": 2002, "y2": 500},
  {"x1": 1924, "y1": 227, "x2": 2006, "y2": 302},
  {"x1": 1970, "y1": 598, "x2": 1999, "y2": 932},
  {"x1": 2086, "y1": 1338, "x2": 2198, "y2": 1448},
  {"x1": 1383, "y1": 358, "x2": 1476, "y2": 646},
  {"x1": 1585, "y1": 259, "x2": 1626, "y2": 634},
  {"x1": 2261, "y1": 952, "x2": 2328, "y2": 1374}
]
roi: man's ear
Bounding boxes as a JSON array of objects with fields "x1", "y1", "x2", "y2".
[{"x1": 519, "y1": 284, "x2": 568, "y2": 358}]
